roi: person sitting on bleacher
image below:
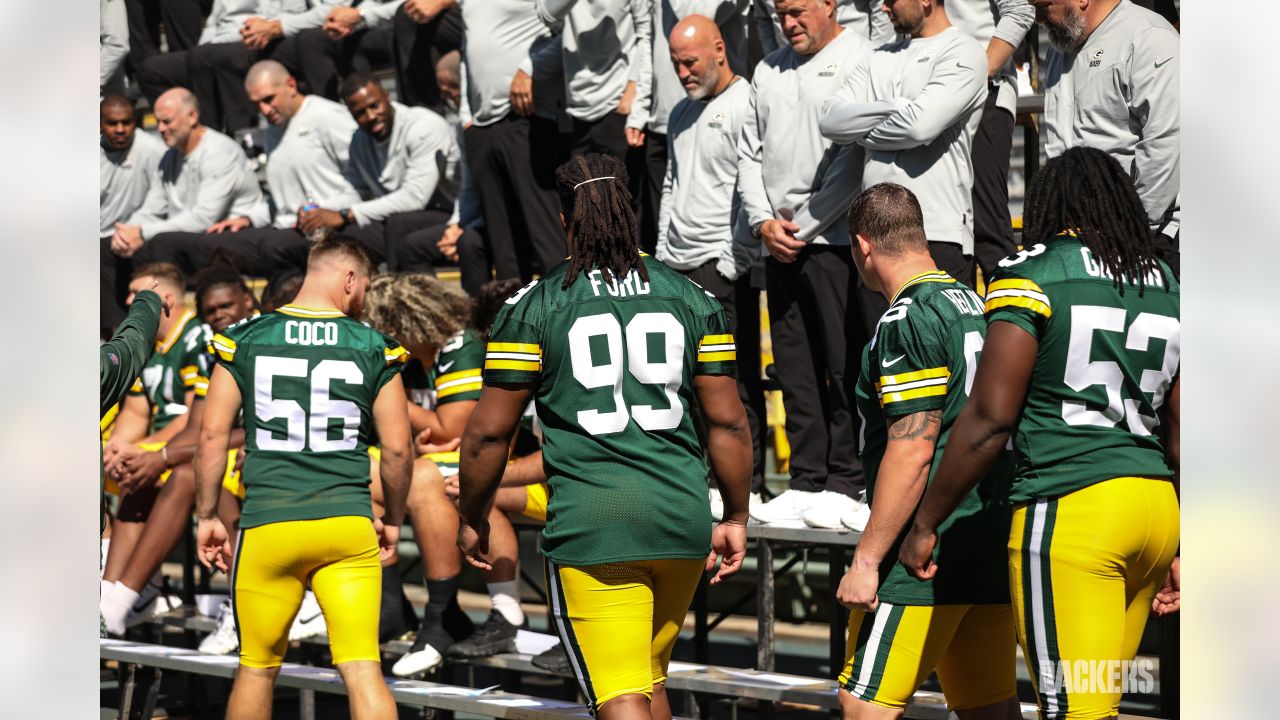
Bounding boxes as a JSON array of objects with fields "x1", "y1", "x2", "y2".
[
  {"x1": 272, "y1": 0, "x2": 402, "y2": 101},
  {"x1": 112, "y1": 88, "x2": 270, "y2": 287}
]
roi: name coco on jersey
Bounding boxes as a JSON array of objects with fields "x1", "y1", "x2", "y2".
[
  {"x1": 285, "y1": 319, "x2": 339, "y2": 346},
  {"x1": 587, "y1": 269, "x2": 651, "y2": 298}
]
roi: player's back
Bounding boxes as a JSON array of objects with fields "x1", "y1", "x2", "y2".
[
  {"x1": 209, "y1": 305, "x2": 408, "y2": 528},
  {"x1": 484, "y1": 257, "x2": 735, "y2": 566},
  {"x1": 984, "y1": 236, "x2": 1180, "y2": 503}
]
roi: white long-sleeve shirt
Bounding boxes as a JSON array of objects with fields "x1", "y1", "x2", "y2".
[
  {"x1": 657, "y1": 76, "x2": 751, "y2": 278},
  {"x1": 753, "y1": 0, "x2": 894, "y2": 56},
  {"x1": 1043, "y1": 0, "x2": 1179, "y2": 227},
  {"x1": 198, "y1": 0, "x2": 333, "y2": 45},
  {"x1": 460, "y1": 0, "x2": 564, "y2": 125},
  {"x1": 100, "y1": 0, "x2": 129, "y2": 90},
  {"x1": 126, "y1": 127, "x2": 271, "y2": 238},
  {"x1": 537, "y1": 0, "x2": 653, "y2": 127},
  {"x1": 820, "y1": 26, "x2": 987, "y2": 252},
  {"x1": 947, "y1": 0, "x2": 1034, "y2": 117},
  {"x1": 641, "y1": 0, "x2": 748, "y2": 136},
  {"x1": 265, "y1": 95, "x2": 362, "y2": 228},
  {"x1": 345, "y1": 102, "x2": 460, "y2": 225},
  {"x1": 737, "y1": 28, "x2": 869, "y2": 246},
  {"x1": 101, "y1": 131, "x2": 167, "y2": 237}
]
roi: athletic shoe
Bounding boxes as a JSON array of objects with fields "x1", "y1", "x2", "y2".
[
  {"x1": 709, "y1": 490, "x2": 763, "y2": 522},
  {"x1": 801, "y1": 491, "x2": 866, "y2": 530},
  {"x1": 447, "y1": 610, "x2": 519, "y2": 658},
  {"x1": 124, "y1": 581, "x2": 184, "y2": 629},
  {"x1": 530, "y1": 644, "x2": 572, "y2": 674},
  {"x1": 289, "y1": 591, "x2": 327, "y2": 641},
  {"x1": 199, "y1": 600, "x2": 239, "y2": 655},
  {"x1": 748, "y1": 489, "x2": 821, "y2": 526},
  {"x1": 841, "y1": 502, "x2": 872, "y2": 532},
  {"x1": 392, "y1": 626, "x2": 449, "y2": 677}
]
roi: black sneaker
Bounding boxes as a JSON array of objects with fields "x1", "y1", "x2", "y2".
[
  {"x1": 531, "y1": 643, "x2": 573, "y2": 674},
  {"x1": 447, "y1": 610, "x2": 519, "y2": 658}
]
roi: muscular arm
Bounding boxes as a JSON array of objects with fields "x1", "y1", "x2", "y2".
[
  {"x1": 854, "y1": 410, "x2": 940, "y2": 570},
  {"x1": 913, "y1": 321, "x2": 1035, "y2": 534},
  {"x1": 372, "y1": 375, "x2": 414, "y2": 525},
  {"x1": 501, "y1": 450, "x2": 546, "y2": 488},
  {"x1": 693, "y1": 374, "x2": 752, "y2": 524},
  {"x1": 110, "y1": 393, "x2": 152, "y2": 446},
  {"x1": 458, "y1": 384, "x2": 533, "y2": 527},
  {"x1": 409, "y1": 400, "x2": 476, "y2": 442},
  {"x1": 195, "y1": 366, "x2": 241, "y2": 520}
]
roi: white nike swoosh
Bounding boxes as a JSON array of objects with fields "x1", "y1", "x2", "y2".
[
  {"x1": 881, "y1": 354, "x2": 907, "y2": 368},
  {"x1": 438, "y1": 360, "x2": 456, "y2": 373}
]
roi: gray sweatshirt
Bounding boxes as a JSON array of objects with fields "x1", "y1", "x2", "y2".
[
  {"x1": 820, "y1": 26, "x2": 987, "y2": 252},
  {"x1": 1043, "y1": 0, "x2": 1179, "y2": 227},
  {"x1": 126, "y1": 127, "x2": 271, "y2": 238},
  {"x1": 265, "y1": 95, "x2": 362, "y2": 229},
  {"x1": 738, "y1": 28, "x2": 870, "y2": 246},
  {"x1": 345, "y1": 102, "x2": 460, "y2": 225},
  {"x1": 641, "y1": 0, "x2": 748, "y2": 135},
  {"x1": 753, "y1": 0, "x2": 894, "y2": 56},
  {"x1": 277, "y1": 0, "x2": 396, "y2": 34},
  {"x1": 658, "y1": 76, "x2": 751, "y2": 278},
  {"x1": 198, "y1": 1, "x2": 332, "y2": 45},
  {"x1": 101, "y1": 131, "x2": 167, "y2": 237},
  {"x1": 947, "y1": 0, "x2": 1035, "y2": 116},
  {"x1": 537, "y1": 0, "x2": 653, "y2": 127},
  {"x1": 100, "y1": 0, "x2": 129, "y2": 90},
  {"x1": 459, "y1": 0, "x2": 564, "y2": 125}
]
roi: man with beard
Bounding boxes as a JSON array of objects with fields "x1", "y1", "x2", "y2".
[{"x1": 1034, "y1": 0, "x2": 1180, "y2": 273}]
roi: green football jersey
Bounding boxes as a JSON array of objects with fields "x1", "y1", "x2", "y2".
[
  {"x1": 128, "y1": 309, "x2": 211, "y2": 432},
  {"x1": 985, "y1": 235, "x2": 1179, "y2": 504},
  {"x1": 210, "y1": 304, "x2": 408, "y2": 528},
  {"x1": 431, "y1": 328, "x2": 485, "y2": 406},
  {"x1": 855, "y1": 272, "x2": 1012, "y2": 606},
  {"x1": 483, "y1": 256, "x2": 736, "y2": 566}
]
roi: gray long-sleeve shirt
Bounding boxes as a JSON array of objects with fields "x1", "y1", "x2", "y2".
[
  {"x1": 345, "y1": 102, "x2": 460, "y2": 225},
  {"x1": 658, "y1": 76, "x2": 751, "y2": 278},
  {"x1": 537, "y1": 0, "x2": 653, "y2": 127},
  {"x1": 198, "y1": 0, "x2": 331, "y2": 44},
  {"x1": 126, "y1": 127, "x2": 270, "y2": 238},
  {"x1": 753, "y1": 0, "x2": 894, "y2": 57},
  {"x1": 641, "y1": 0, "x2": 748, "y2": 135},
  {"x1": 265, "y1": 95, "x2": 362, "y2": 228},
  {"x1": 738, "y1": 28, "x2": 869, "y2": 246},
  {"x1": 100, "y1": 0, "x2": 129, "y2": 90},
  {"x1": 947, "y1": 0, "x2": 1035, "y2": 116},
  {"x1": 1043, "y1": 0, "x2": 1179, "y2": 227},
  {"x1": 459, "y1": 0, "x2": 564, "y2": 125},
  {"x1": 101, "y1": 131, "x2": 166, "y2": 237},
  {"x1": 820, "y1": 26, "x2": 987, "y2": 252}
]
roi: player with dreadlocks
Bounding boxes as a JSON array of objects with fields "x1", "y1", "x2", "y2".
[
  {"x1": 457, "y1": 153, "x2": 753, "y2": 720},
  {"x1": 900, "y1": 147, "x2": 1181, "y2": 720}
]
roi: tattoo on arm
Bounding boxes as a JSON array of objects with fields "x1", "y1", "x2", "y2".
[{"x1": 887, "y1": 410, "x2": 942, "y2": 442}]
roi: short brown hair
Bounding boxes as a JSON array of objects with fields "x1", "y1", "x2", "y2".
[
  {"x1": 847, "y1": 183, "x2": 928, "y2": 257},
  {"x1": 308, "y1": 234, "x2": 374, "y2": 277},
  {"x1": 131, "y1": 262, "x2": 185, "y2": 293}
]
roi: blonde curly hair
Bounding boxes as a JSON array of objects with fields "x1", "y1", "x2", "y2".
[{"x1": 361, "y1": 272, "x2": 471, "y2": 349}]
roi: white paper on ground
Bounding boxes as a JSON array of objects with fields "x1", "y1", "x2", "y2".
[
  {"x1": 515, "y1": 629, "x2": 560, "y2": 655},
  {"x1": 719, "y1": 668, "x2": 827, "y2": 687},
  {"x1": 666, "y1": 661, "x2": 707, "y2": 674},
  {"x1": 116, "y1": 643, "x2": 190, "y2": 655},
  {"x1": 281, "y1": 665, "x2": 340, "y2": 681},
  {"x1": 99, "y1": 638, "x2": 128, "y2": 646},
  {"x1": 480, "y1": 698, "x2": 545, "y2": 707},
  {"x1": 182, "y1": 655, "x2": 240, "y2": 666},
  {"x1": 391, "y1": 683, "x2": 499, "y2": 697}
]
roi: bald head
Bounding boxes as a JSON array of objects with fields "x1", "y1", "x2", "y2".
[
  {"x1": 154, "y1": 87, "x2": 202, "y2": 152},
  {"x1": 245, "y1": 60, "x2": 303, "y2": 126},
  {"x1": 669, "y1": 14, "x2": 732, "y2": 101},
  {"x1": 156, "y1": 87, "x2": 199, "y2": 115}
]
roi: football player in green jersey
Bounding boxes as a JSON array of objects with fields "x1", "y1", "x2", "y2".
[
  {"x1": 196, "y1": 236, "x2": 414, "y2": 719},
  {"x1": 834, "y1": 184, "x2": 1020, "y2": 719},
  {"x1": 458, "y1": 154, "x2": 753, "y2": 720},
  {"x1": 901, "y1": 147, "x2": 1180, "y2": 720}
]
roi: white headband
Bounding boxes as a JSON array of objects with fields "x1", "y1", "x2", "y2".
[{"x1": 573, "y1": 176, "x2": 616, "y2": 191}]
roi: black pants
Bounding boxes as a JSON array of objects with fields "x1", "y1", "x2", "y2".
[
  {"x1": 766, "y1": 246, "x2": 864, "y2": 496},
  {"x1": 639, "y1": 131, "x2": 666, "y2": 255},
  {"x1": 570, "y1": 113, "x2": 648, "y2": 238},
  {"x1": 138, "y1": 227, "x2": 311, "y2": 279},
  {"x1": 136, "y1": 49, "x2": 191, "y2": 107},
  {"x1": 399, "y1": 223, "x2": 489, "y2": 296},
  {"x1": 102, "y1": 236, "x2": 133, "y2": 336},
  {"x1": 273, "y1": 24, "x2": 395, "y2": 99},
  {"x1": 466, "y1": 116, "x2": 566, "y2": 280},
  {"x1": 1153, "y1": 228, "x2": 1180, "y2": 279},
  {"x1": 971, "y1": 87, "x2": 1017, "y2": 280},
  {"x1": 854, "y1": 241, "x2": 977, "y2": 342},
  {"x1": 124, "y1": 0, "x2": 209, "y2": 72},
  {"x1": 392, "y1": 4, "x2": 463, "y2": 111},
  {"x1": 680, "y1": 261, "x2": 766, "y2": 493},
  {"x1": 188, "y1": 40, "x2": 282, "y2": 132}
]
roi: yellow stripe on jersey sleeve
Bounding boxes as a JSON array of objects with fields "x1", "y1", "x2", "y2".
[
  {"x1": 485, "y1": 359, "x2": 541, "y2": 372},
  {"x1": 985, "y1": 279, "x2": 1052, "y2": 318},
  {"x1": 700, "y1": 334, "x2": 734, "y2": 346},
  {"x1": 487, "y1": 342, "x2": 542, "y2": 355},
  {"x1": 698, "y1": 334, "x2": 736, "y2": 363},
  {"x1": 880, "y1": 384, "x2": 948, "y2": 406},
  {"x1": 129, "y1": 378, "x2": 144, "y2": 394},
  {"x1": 876, "y1": 366, "x2": 950, "y2": 408},
  {"x1": 385, "y1": 345, "x2": 409, "y2": 366},
  {"x1": 877, "y1": 366, "x2": 949, "y2": 388},
  {"x1": 193, "y1": 377, "x2": 209, "y2": 397},
  {"x1": 697, "y1": 350, "x2": 737, "y2": 362},
  {"x1": 179, "y1": 365, "x2": 201, "y2": 387},
  {"x1": 209, "y1": 334, "x2": 236, "y2": 363},
  {"x1": 436, "y1": 368, "x2": 483, "y2": 398},
  {"x1": 485, "y1": 341, "x2": 541, "y2": 372}
]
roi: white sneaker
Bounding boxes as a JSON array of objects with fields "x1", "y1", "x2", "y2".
[
  {"x1": 124, "y1": 582, "x2": 184, "y2": 628},
  {"x1": 199, "y1": 600, "x2": 239, "y2": 655},
  {"x1": 801, "y1": 491, "x2": 865, "y2": 530},
  {"x1": 289, "y1": 591, "x2": 327, "y2": 641},
  {"x1": 392, "y1": 634, "x2": 446, "y2": 677},
  {"x1": 841, "y1": 503, "x2": 872, "y2": 532},
  {"x1": 709, "y1": 490, "x2": 763, "y2": 521},
  {"x1": 748, "y1": 489, "x2": 820, "y2": 527}
]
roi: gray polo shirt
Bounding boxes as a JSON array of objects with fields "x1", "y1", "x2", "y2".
[
  {"x1": 265, "y1": 95, "x2": 362, "y2": 229},
  {"x1": 125, "y1": 127, "x2": 270, "y2": 238},
  {"x1": 101, "y1": 131, "x2": 166, "y2": 237},
  {"x1": 537, "y1": 0, "x2": 653, "y2": 127},
  {"x1": 820, "y1": 26, "x2": 988, "y2": 252},
  {"x1": 947, "y1": 0, "x2": 1035, "y2": 116},
  {"x1": 345, "y1": 102, "x2": 460, "y2": 225},
  {"x1": 1043, "y1": 0, "x2": 1179, "y2": 227},
  {"x1": 641, "y1": 0, "x2": 748, "y2": 136}
]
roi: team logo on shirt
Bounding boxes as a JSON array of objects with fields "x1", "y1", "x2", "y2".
[
  {"x1": 1090, "y1": 49, "x2": 1105, "y2": 67},
  {"x1": 708, "y1": 112, "x2": 726, "y2": 129},
  {"x1": 818, "y1": 63, "x2": 838, "y2": 77}
]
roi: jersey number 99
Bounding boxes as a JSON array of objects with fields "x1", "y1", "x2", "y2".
[{"x1": 568, "y1": 313, "x2": 685, "y2": 435}]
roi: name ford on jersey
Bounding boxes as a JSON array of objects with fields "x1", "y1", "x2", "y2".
[
  {"x1": 285, "y1": 320, "x2": 339, "y2": 346},
  {"x1": 587, "y1": 269, "x2": 651, "y2": 298}
]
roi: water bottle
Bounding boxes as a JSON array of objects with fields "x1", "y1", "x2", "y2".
[{"x1": 300, "y1": 197, "x2": 331, "y2": 243}]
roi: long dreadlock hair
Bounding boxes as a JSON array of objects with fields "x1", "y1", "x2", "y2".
[
  {"x1": 555, "y1": 153, "x2": 648, "y2": 290},
  {"x1": 1023, "y1": 146, "x2": 1164, "y2": 294},
  {"x1": 193, "y1": 250, "x2": 258, "y2": 317},
  {"x1": 361, "y1": 272, "x2": 471, "y2": 350}
]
